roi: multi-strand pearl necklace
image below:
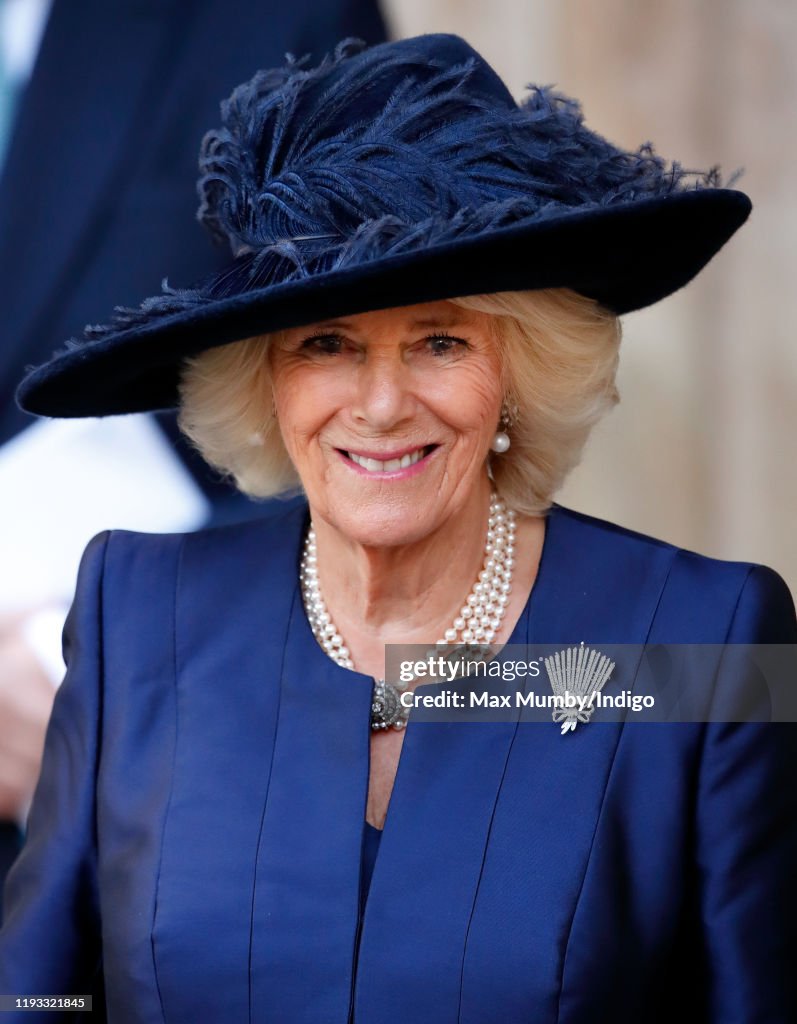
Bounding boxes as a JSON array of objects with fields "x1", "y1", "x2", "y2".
[{"x1": 300, "y1": 492, "x2": 517, "y2": 729}]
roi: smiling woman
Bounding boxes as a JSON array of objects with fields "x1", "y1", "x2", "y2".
[{"x1": 2, "y1": 32, "x2": 796, "y2": 1024}]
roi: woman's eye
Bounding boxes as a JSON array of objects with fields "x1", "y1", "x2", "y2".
[
  {"x1": 427, "y1": 334, "x2": 467, "y2": 356},
  {"x1": 300, "y1": 333, "x2": 344, "y2": 355}
]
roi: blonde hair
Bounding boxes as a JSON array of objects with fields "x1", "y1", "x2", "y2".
[{"x1": 177, "y1": 288, "x2": 621, "y2": 516}]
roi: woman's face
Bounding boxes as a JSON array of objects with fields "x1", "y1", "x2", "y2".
[{"x1": 269, "y1": 300, "x2": 503, "y2": 547}]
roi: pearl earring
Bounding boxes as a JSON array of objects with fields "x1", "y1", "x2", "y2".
[
  {"x1": 491, "y1": 398, "x2": 515, "y2": 453},
  {"x1": 491, "y1": 428, "x2": 510, "y2": 453}
]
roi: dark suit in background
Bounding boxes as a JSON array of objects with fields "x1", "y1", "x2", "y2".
[{"x1": 0, "y1": 0, "x2": 386, "y2": 904}]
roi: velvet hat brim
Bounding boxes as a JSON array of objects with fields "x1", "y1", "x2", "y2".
[{"x1": 16, "y1": 35, "x2": 752, "y2": 418}]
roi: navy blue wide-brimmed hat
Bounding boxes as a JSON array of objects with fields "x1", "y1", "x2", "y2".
[{"x1": 18, "y1": 33, "x2": 751, "y2": 417}]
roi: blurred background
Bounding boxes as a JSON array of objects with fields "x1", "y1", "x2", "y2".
[{"x1": 383, "y1": 0, "x2": 796, "y2": 592}]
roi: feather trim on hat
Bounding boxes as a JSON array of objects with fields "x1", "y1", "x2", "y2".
[{"x1": 71, "y1": 37, "x2": 731, "y2": 347}]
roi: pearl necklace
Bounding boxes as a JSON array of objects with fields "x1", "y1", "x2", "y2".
[{"x1": 300, "y1": 493, "x2": 517, "y2": 730}]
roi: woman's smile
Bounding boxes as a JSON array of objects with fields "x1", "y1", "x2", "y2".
[{"x1": 337, "y1": 443, "x2": 439, "y2": 478}]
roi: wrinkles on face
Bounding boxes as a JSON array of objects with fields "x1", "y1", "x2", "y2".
[{"x1": 269, "y1": 300, "x2": 503, "y2": 551}]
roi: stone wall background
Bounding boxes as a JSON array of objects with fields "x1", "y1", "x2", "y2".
[{"x1": 382, "y1": 0, "x2": 797, "y2": 592}]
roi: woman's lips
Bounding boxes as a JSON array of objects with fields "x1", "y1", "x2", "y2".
[{"x1": 336, "y1": 443, "x2": 438, "y2": 478}]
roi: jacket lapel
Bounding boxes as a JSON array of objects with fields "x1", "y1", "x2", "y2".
[
  {"x1": 249, "y1": 595, "x2": 374, "y2": 1022},
  {"x1": 0, "y1": 0, "x2": 182, "y2": 398}
]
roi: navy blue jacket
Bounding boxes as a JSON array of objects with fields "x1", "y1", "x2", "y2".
[{"x1": 1, "y1": 500, "x2": 796, "y2": 1022}]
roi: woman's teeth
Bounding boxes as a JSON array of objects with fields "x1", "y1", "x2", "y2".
[{"x1": 348, "y1": 448, "x2": 426, "y2": 472}]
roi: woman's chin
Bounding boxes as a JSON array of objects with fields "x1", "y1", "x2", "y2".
[{"x1": 318, "y1": 497, "x2": 443, "y2": 551}]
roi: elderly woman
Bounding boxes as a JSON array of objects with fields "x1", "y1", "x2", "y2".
[{"x1": 1, "y1": 33, "x2": 795, "y2": 1024}]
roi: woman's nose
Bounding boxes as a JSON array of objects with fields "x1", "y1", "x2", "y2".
[{"x1": 350, "y1": 352, "x2": 415, "y2": 431}]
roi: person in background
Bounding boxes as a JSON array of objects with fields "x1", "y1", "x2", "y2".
[{"x1": 0, "y1": 0, "x2": 386, "y2": 905}]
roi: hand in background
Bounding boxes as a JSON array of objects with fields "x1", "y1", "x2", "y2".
[{"x1": 0, "y1": 613, "x2": 56, "y2": 821}]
